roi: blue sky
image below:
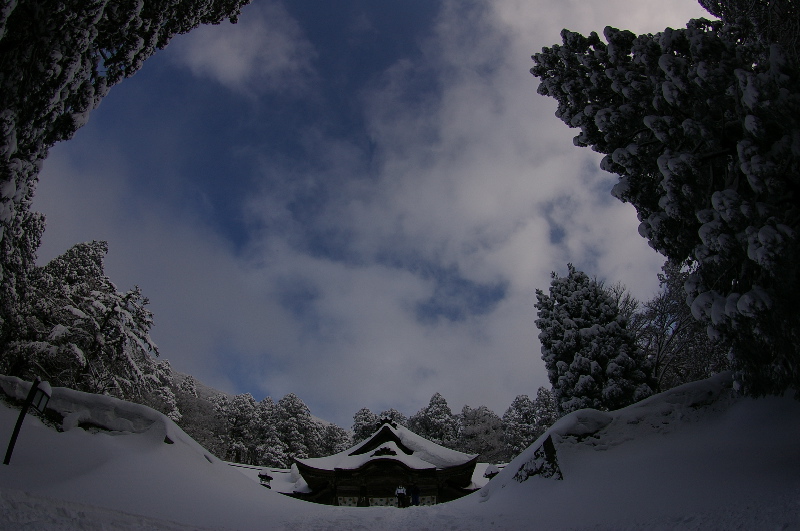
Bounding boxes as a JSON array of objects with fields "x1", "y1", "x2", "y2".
[{"x1": 32, "y1": 0, "x2": 708, "y2": 427}]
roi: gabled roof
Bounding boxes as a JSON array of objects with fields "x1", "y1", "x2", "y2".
[{"x1": 296, "y1": 421, "x2": 477, "y2": 472}]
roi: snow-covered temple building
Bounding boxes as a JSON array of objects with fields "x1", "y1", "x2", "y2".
[{"x1": 291, "y1": 419, "x2": 479, "y2": 506}]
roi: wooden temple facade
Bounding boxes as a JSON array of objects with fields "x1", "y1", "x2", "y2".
[{"x1": 291, "y1": 419, "x2": 479, "y2": 506}]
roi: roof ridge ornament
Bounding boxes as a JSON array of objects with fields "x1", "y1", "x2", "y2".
[
  {"x1": 377, "y1": 416, "x2": 397, "y2": 429},
  {"x1": 371, "y1": 446, "x2": 398, "y2": 457}
]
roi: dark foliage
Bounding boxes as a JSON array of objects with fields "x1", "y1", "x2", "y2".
[{"x1": 531, "y1": 18, "x2": 800, "y2": 395}]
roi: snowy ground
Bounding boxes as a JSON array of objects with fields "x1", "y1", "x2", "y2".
[{"x1": 0, "y1": 373, "x2": 798, "y2": 530}]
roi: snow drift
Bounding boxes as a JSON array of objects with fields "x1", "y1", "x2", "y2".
[{"x1": 0, "y1": 373, "x2": 798, "y2": 530}]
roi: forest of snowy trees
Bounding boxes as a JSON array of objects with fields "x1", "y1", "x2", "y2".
[
  {"x1": 349, "y1": 390, "x2": 557, "y2": 464},
  {"x1": 135, "y1": 368, "x2": 560, "y2": 466}
]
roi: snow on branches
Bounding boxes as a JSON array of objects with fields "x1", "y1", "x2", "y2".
[
  {"x1": 1, "y1": 241, "x2": 159, "y2": 399},
  {"x1": 535, "y1": 264, "x2": 653, "y2": 414},
  {"x1": 0, "y1": 0, "x2": 250, "y2": 342},
  {"x1": 531, "y1": 18, "x2": 800, "y2": 396}
]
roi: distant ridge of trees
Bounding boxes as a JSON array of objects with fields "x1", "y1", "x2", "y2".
[
  {"x1": 140, "y1": 366, "x2": 561, "y2": 466},
  {"x1": 350, "y1": 389, "x2": 558, "y2": 464}
]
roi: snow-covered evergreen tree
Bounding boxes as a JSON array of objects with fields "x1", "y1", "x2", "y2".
[
  {"x1": 699, "y1": 0, "x2": 800, "y2": 63},
  {"x1": 378, "y1": 408, "x2": 408, "y2": 427},
  {"x1": 213, "y1": 392, "x2": 258, "y2": 464},
  {"x1": 252, "y1": 397, "x2": 289, "y2": 468},
  {"x1": 352, "y1": 407, "x2": 379, "y2": 443},
  {"x1": 255, "y1": 425, "x2": 289, "y2": 468},
  {"x1": 171, "y1": 376, "x2": 226, "y2": 458},
  {"x1": 149, "y1": 386, "x2": 182, "y2": 423},
  {"x1": 141, "y1": 359, "x2": 182, "y2": 422},
  {"x1": 456, "y1": 405, "x2": 504, "y2": 463},
  {"x1": 315, "y1": 423, "x2": 351, "y2": 456},
  {"x1": 211, "y1": 390, "x2": 350, "y2": 465},
  {"x1": 0, "y1": 0, "x2": 250, "y2": 346},
  {"x1": 1, "y1": 241, "x2": 159, "y2": 399},
  {"x1": 178, "y1": 375, "x2": 198, "y2": 398},
  {"x1": 535, "y1": 265, "x2": 653, "y2": 413},
  {"x1": 276, "y1": 393, "x2": 314, "y2": 461},
  {"x1": 531, "y1": 17, "x2": 800, "y2": 396},
  {"x1": 279, "y1": 416, "x2": 310, "y2": 461},
  {"x1": 500, "y1": 388, "x2": 558, "y2": 459},
  {"x1": 501, "y1": 395, "x2": 538, "y2": 458},
  {"x1": 532, "y1": 387, "x2": 559, "y2": 440},
  {"x1": 408, "y1": 392, "x2": 459, "y2": 447}
]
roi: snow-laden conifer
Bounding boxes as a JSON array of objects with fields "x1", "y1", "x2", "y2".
[
  {"x1": 501, "y1": 389, "x2": 557, "y2": 459},
  {"x1": 253, "y1": 397, "x2": 289, "y2": 468},
  {"x1": 536, "y1": 265, "x2": 653, "y2": 413},
  {"x1": 315, "y1": 423, "x2": 351, "y2": 457},
  {"x1": 275, "y1": 393, "x2": 319, "y2": 461},
  {"x1": 351, "y1": 407, "x2": 379, "y2": 443},
  {"x1": 408, "y1": 392, "x2": 459, "y2": 448},
  {"x1": 699, "y1": 0, "x2": 800, "y2": 64},
  {"x1": 378, "y1": 408, "x2": 408, "y2": 427},
  {"x1": 0, "y1": 0, "x2": 250, "y2": 347},
  {"x1": 213, "y1": 393, "x2": 258, "y2": 464},
  {"x1": 1, "y1": 241, "x2": 159, "y2": 399},
  {"x1": 457, "y1": 404, "x2": 504, "y2": 462},
  {"x1": 501, "y1": 395, "x2": 537, "y2": 457},
  {"x1": 531, "y1": 18, "x2": 800, "y2": 395}
]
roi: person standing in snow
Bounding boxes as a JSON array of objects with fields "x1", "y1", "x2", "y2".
[
  {"x1": 395, "y1": 484, "x2": 407, "y2": 508},
  {"x1": 409, "y1": 483, "x2": 420, "y2": 506}
]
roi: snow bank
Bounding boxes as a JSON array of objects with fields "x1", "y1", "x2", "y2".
[
  {"x1": 481, "y1": 372, "x2": 737, "y2": 501},
  {"x1": 1, "y1": 375, "x2": 161, "y2": 434},
  {"x1": 470, "y1": 372, "x2": 800, "y2": 529},
  {"x1": 0, "y1": 373, "x2": 798, "y2": 530},
  {"x1": 0, "y1": 488, "x2": 215, "y2": 530},
  {"x1": 0, "y1": 374, "x2": 217, "y2": 464}
]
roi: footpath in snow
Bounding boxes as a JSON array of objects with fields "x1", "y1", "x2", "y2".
[{"x1": 0, "y1": 373, "x2": 798, "y2": 530}]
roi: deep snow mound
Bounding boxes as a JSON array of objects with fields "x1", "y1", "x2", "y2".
[
  {"x1": 0, "y1": 374, "x2": 217, "y2": 464},
  {"x1": 0, "y1": 373, "x2": 798, "y2": 530},
  {"x1": 482, "y1": 372, "x2": 737, "y2": 498},
  {"x1": 468, "y1": 372, "x2": 800, "y2": 530}
]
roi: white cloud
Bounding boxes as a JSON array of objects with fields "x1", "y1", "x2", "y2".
[
  {"x1": 166, "y1": 1, "x2": 317, "y2": 96},
  {"x1": 232, "y1": 0, "x2": 709, "y2": 422},
  {"x1": 33, "y1": 0, "x2": 712, "y2": 427}
]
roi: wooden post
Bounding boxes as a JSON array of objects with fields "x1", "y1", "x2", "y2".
[{"x1": 3, "y1": 377, "x2": 42, "y2": 465}]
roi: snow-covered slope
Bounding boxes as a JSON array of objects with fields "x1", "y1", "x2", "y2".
[
  {"x1": 470, "y1": 372, "x2": 800, "y2": 529},
  {"x1": 0, "y1": 373, "x2": 798, "y2": 530}
]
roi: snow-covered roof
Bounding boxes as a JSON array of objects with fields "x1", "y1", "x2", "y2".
[{"x1": 297, "y1": 421, "x2": 477, "y2": 472}]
